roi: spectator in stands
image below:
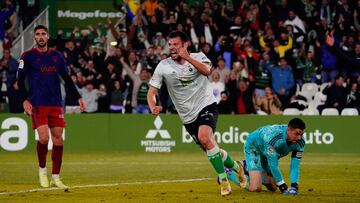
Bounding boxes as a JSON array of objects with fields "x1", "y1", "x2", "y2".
[
  {"x1": 0, "y1": 0, "x2": 15, "y2": 59},
  {"x1": 97, "y1": 83, "x2": 110, "y2": 113},
  {"x1": 109, "y1": 80, "x2": 125, "y2": 113},
  {"x1": 18, "y1": 0, "x2": 39, "y2": 29},
  {"x1": 260, "y1": 28, "x2": 293, "y2": 60},
  {"x1": 318, "y1": 75, "x2": 347, "y2": 114},
  {"x1": 255, "y1": 86, "x2": 282, "y2": 115},
  {"x1": 229, "y1": 79, "x2": 256, "y2": 114},
  {"x1": 326, "y1": 33, "x2": 360, "y2": 81},
  {"x1": 210, "y1": 71, "x2": 225, "y2": 104},
  {"x1": 200, "y1": 43, "x2": 217, "y2": 66},
  {"x1": 65, "y1": 75, "x2": 81, "y2": 114},
  {"x1": 270, "y1": 57, "x2": 295, "y2": 109},
  {"x1": 320, "y1": 36, "x2": 338, "y2": 83},
  {"x1": 284, "y1": 10, "x2": 306, "y2": 43},
  {"x1": 5, "y1": 1, "x2": 18, "y2": 40},
  {"x1": 217, "y1": 91, "x2": 232, "y2": 114},
  {"x1": 0, "y1": 48, "x2": 14, "y2": 84},
  {"x1": 211, "y1": 57, "x2": 230, "y2": 84},
  {"x1": 302, "y1": 50, "x2": 319, "y2": 83},
  {"x1": 79, "y1": 82, "x2": 106, "y2": 113},
  {"x1": 120, "y1": 57, "x2": 151, "y2": 114},
  {"x1": 345, "y1": 82, "x2": 360, "y2": 112},
  {"x1": 1, "y1": 49, "x2": 21, "y2": 112},
  {"x1": 145, "y1": 46, "x2": 160, "y2": 71}
]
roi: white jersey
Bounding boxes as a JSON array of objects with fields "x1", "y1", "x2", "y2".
[{"x1": 149, "y1": 52, "x2": 217, "y2": 124}]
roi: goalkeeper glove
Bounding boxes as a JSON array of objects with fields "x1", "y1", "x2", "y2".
[{"x1": 278, "y1": 183, "x2": 288, "y2": 194}]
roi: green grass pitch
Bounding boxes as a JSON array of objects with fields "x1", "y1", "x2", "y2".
[{"x1": 0, "y1": 152, "x2": 359, "y2": 202}]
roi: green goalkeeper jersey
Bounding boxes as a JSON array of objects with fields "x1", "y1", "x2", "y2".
[{"x1": 245, "y1": 124, "x2": 305, "y2": 185}]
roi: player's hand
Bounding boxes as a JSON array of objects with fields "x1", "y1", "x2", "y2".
[
  {"x1": 178, "y1": 42, "x2": 189, "y2": 59},
  {"x1": 78, "y1": 98, "x2": 86, "y2": 112},
  {"x1": 150, "y1": 106, "x2": 163, "y2": 116},
  {"x1": 283, "y1": 187, "x2": 298, "y2": 196},
  {"x1": 23, "y1": 100, "x2": 33, "y2": 116}
]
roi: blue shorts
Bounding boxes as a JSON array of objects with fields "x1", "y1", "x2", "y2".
[{"x1": 244, "y1": 133, "x2": 270, "y2": 173}]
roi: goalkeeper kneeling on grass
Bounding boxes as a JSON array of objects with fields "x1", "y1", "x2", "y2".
[{"x1": 229, "y1": 118, "x2": 305, "y2": 195}]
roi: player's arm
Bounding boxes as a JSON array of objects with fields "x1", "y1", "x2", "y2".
[
  {"x1": 16, "y1": 56, "x2": 32, "y2": 115},
  {"x1": 289, "y1": 140, "x2": 305, "y2": 194},
  {"x1": 178, "y1": 43, "x2": 211, "y2": 76},
  {"x1": 60, "y1": 72, "x2": 86, "y2": 111},
  {"x1": 147, "y1": 86, "x2": 162, "y2": 115},
  {"x1": 58, "y1": 54, "x2": 86, "y2": 112},
  {"x1": 263, "y1": 142, "x2": 291, "y2": 194},
  {"x1": 147, "y1": 64, "x2": 163, "y2": 115}
]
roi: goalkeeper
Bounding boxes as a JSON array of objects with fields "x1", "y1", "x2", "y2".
[{"x1": 236, "y1": 118, "x2": 306, "y2": 195}]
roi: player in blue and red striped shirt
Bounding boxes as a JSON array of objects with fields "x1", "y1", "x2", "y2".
[{"x1": 17, "y1": 25, "x2": 86, "y2": 189}]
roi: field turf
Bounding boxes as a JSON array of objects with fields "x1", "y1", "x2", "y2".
[{"x1": 0, "y1": 152, "x2": 359, "y2": 202}]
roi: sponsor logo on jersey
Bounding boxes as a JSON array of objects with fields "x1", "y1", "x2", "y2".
[{"x1": 41, "y1": 66, "x2": 57, "y2": 73}]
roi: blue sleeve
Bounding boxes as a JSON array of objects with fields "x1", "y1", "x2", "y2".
[
  {"x1": 57, "y1": 53, "x2": 81, "y2": 100},
  {"x1": 57, "y1": 52, "x2": 68, "y2": 74},
  {"x1": 290, "y1": 152, "x2": 301, "y2": 184},
  {"x1": 263, "y1": 143, "x2": 284, "y2": 185},
  {"x1": 17, "y1": 54, "x2": 29, "y2": 101},
  {"x1": 290, "y1": 140, "x2": 305, "y2": 185}
]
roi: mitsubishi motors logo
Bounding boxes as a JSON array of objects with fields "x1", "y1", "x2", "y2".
[
  {"x1": 145, "y1": 116, "x2": 170, "y2": 139},
  {"x1": 141, "y1": 116, "x2": 176, "y2": 153}
]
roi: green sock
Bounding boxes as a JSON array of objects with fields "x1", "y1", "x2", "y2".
[
  {"x1": 207, "y1": 147, "x2": 227, "y2": 180},
  {"x1": 222, "y1": 150, "x2": 240, "y2": 172}
]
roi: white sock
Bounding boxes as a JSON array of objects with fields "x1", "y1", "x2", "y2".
[
  {"x1": 39, "y1": 167, "x2": 47, "y2": 173},
  {"x1": 206, "y1": 146, "x2": 220, "y2": 156},
  {"x1": 52, "y1": 174, "x2": 60, "y2": 180}
]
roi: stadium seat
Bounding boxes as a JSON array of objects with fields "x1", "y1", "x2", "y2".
[
  {"x1": 283, "y1": 108, "x2": 301, "y2": 115},
  {"x1": 299, "y1": 83, "x2": 319, "y2": 101},
  {"x1": 321, "y1": 108, "x2": 339, "y2": 115},
  {"x1": 295, "y1": 83, "x2": 301, "y2": 95},
  {"x1": 302, "y1": 108, "x2": 320, "y2": 115},
  {"x1": 341, "y1": 108, "x2": 359, "y2": 116},
  {"x1": 314, "y1": 92, "x2": 327, "y2": 108},
  {"x1": 256, "y1": 110, "x2": 268, "y2": 115}
]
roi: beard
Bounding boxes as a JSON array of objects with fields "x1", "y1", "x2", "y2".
[
  {"x1": 36, "y1": 40, "x2": 47, "y2": 48},
  {"x1": 172, "y1": 55, "x2": 182, "y2": 62}
]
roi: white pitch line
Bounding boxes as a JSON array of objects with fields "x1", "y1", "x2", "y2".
[{"x1": 0, "y1": 178, "x2": 213, "y2": 196}]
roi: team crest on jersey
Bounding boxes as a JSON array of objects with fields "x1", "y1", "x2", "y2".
[
  {"x1": 52, "y1": 56, "x2": 58, "y2": 63},
  {"x1": 18, "y1": 60, "x2": 24, "y2": 69},
  {"x1": 267, "y1": 146, "x2": 275, "y2": 154}
]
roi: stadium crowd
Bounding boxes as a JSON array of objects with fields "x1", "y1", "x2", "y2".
[{"x1": 0, "y1": 0, "x2": 360, "y2": 115}]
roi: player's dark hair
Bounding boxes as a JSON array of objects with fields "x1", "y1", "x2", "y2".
[
  {"x1": 34, "y1": 25, "x2": 48, "y2": 33},
  {"x1": 288, "y1": 118, "x2": 306, "y2": 130},
  {"x1": 168, "y1": 31, "x2": 188, "y2": 42}
]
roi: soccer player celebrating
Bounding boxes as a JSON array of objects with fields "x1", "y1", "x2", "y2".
[
  {"x1": 240, "y1": 118, "x2": 306, "y2": 195},
  {"x1": 17, "y1": 25, "x2": 85, "y2": 188},
  {"x1": 147, "y1": 31, "x2": 245, "y2": 196}
]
